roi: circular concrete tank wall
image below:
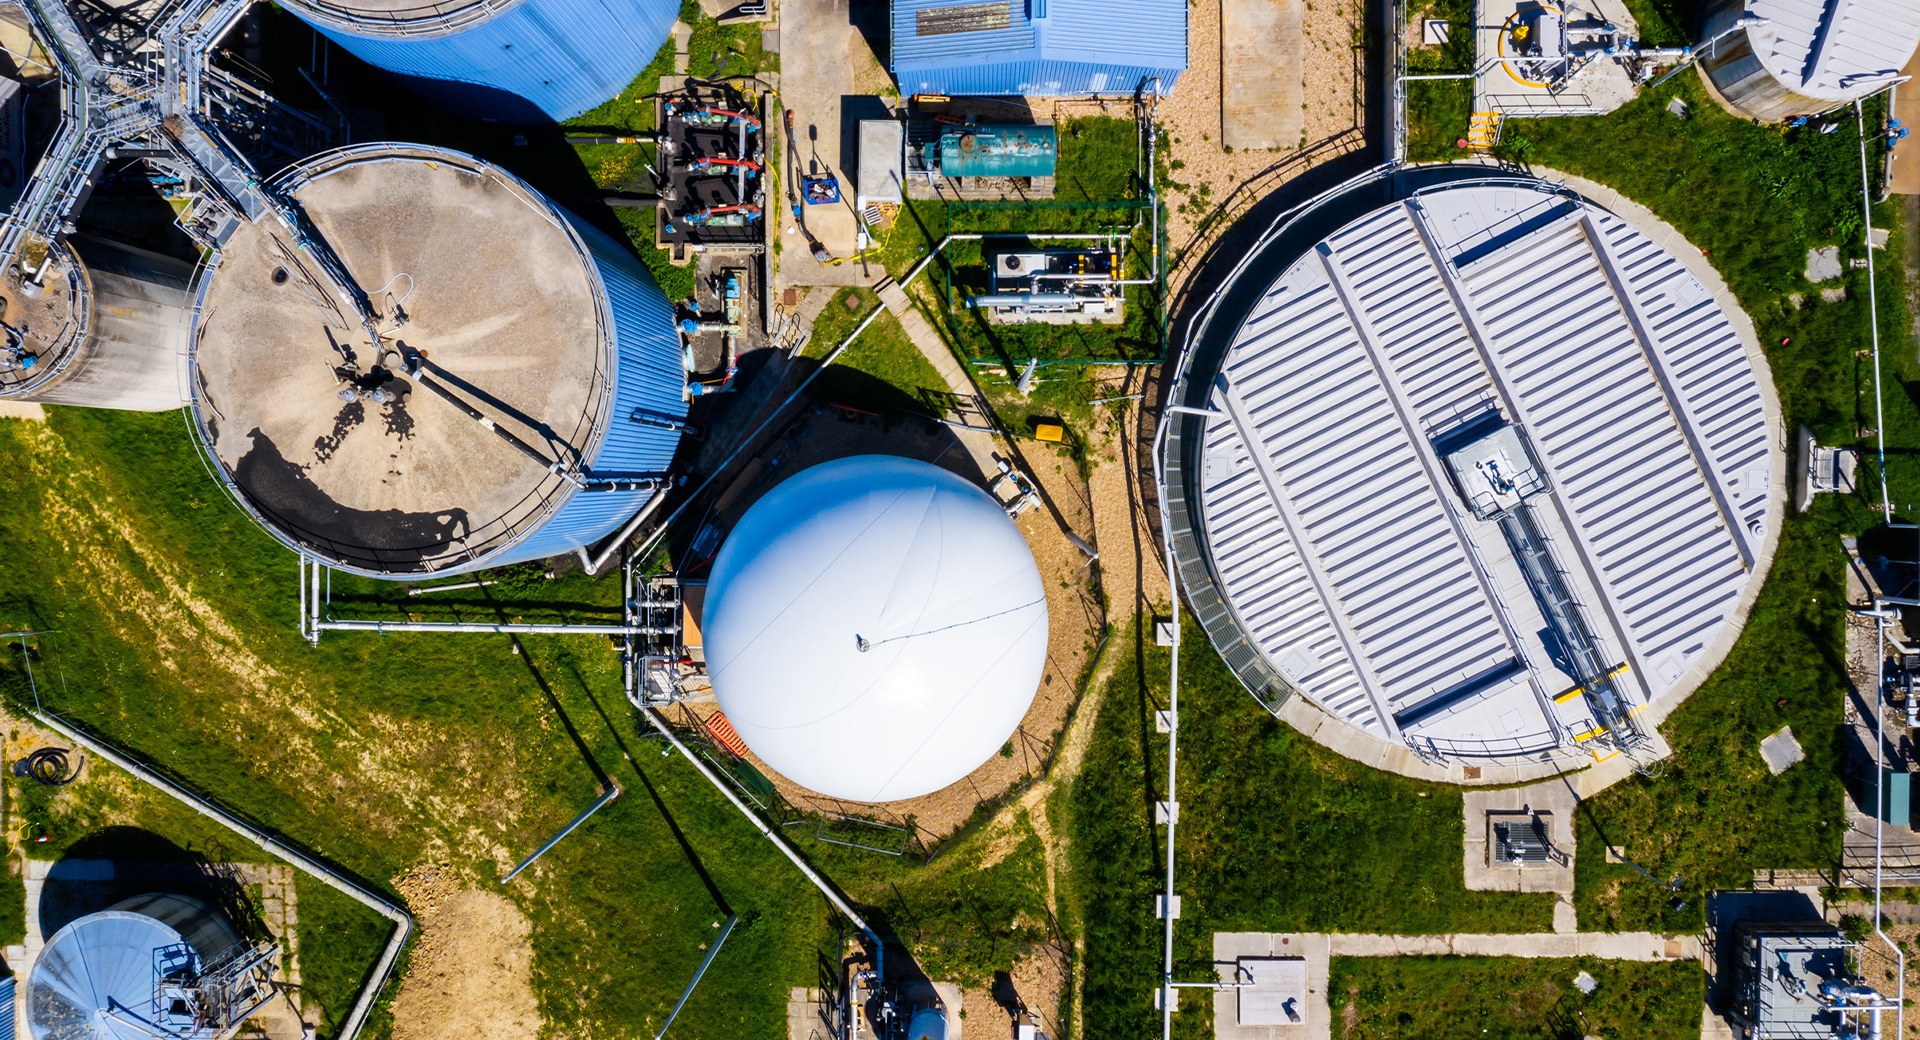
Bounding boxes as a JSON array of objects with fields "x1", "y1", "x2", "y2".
[
  {"x1": 0, "y1": 235, "x2": 195, "y2": 412},
  {"x1": 28, "y1": 893, "x2": 245, "y2": 1040},
  {"x1": 187, "y1": 144, "x2": 684, "y2": 578}
]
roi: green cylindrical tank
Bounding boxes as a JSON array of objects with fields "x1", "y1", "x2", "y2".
[{"x1": 934, "y1": 125, "x2": 1057, "y2": 178}]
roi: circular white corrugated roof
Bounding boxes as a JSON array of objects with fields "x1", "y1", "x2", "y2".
[
  {"x1": 1745, "y1": 0, "x2": 1920, "y2": 99},
  {"x1": 1184, "y1": 180, "x2": 1779, "y2": 760},
  {"x1": 29, "y1": 911, "x2": 189, "y2": 1040},
  {"x1": 705, "y1": 455, "x2": 1047, "y2": 803}
]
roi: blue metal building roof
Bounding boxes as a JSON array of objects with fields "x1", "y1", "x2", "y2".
[{"x1": 891, "y1": 0, "x2": 1186, "y2": 95}]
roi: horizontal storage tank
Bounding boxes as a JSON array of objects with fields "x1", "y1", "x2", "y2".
[
  {"x1": 282, "y1": 0, "x2": 679, "y2": 122},
  {"x1": 934, "y1": 125, "x2": 1057, "y2": 178},
  {"x1": 28, "y1": 893, "x2": 262, "y2": 1040},
  {"x1": 0, "y1": 235, "x2": 195, "y2": 411},
  {"x1": 704, "y1": 456, "x2": 1049, "y2": 803},
  {"x1": 187, "y1": 144, "x2": 685, "y2": 578},
  {"x1": 1699, "y1": 0, "x2": 1920, "y2": 121}
]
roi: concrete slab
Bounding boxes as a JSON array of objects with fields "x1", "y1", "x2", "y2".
[
  {"x1": 1462, "y1": 780, "x2": 1575, "y2": 893},
  {"x1": 1212, "y1": 933, "x2": 1330, "y2": 1040},
  {"x1": 1806, "y1": 246, "x2": 1843, "y2": 283},
  {"x1": 1759, "y1": 725, "x2": 1805, "y2": 774},
  {"x1": 1238, "y1": 958, "x2": 1308, "y2": 1025},
  {"x1": 774, "y1": 0, "x2": 893, "y2": 283},
  {"x1": 1221, "y1": 0, "x2": 1304, "y2": 151},
  {"x1": 1553, "y1": 896, "x2": 1577, "y2": 934}
]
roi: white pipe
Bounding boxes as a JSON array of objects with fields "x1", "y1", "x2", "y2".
[
  {"x1": 578, "y1": 487, "x2": 670, "y2": 577},
  {"x1": 1861, "y1": 99, "x2": 1895, "y2": 527},
  {"x1": 1873, "y1": 613, "x2": 1907, "y2": 1039},
  {"x1": 313, "y1": 621, "x2": 675, "y2": 635},
  {"x1": 634, "y1": 702, "x2": 885, "y2": 983}
]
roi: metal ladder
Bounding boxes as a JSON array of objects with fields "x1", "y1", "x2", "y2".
[{"x1": 1467, "y1": 110, "x2": 1505, "y2": 149}]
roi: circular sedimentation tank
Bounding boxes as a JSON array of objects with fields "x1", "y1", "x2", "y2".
[
  {"x1": 1698, "y1": 0, "x2": 1920, "y2": 121},
  {"x1": 702, "y1": 455, "x2": 1049, "y2": 803},
  {"x1": 187, "y1": 144, "x2": 684, "y2": 578},
  {"x1": 0, "y1": 235, "x2": 195, "y2": 411},
  {"x1": 28, "y1": 893, "x2": 247, "y2": 1040},
  {"x1": 1166, "y1": 173, "x2": 1782, "y2": 769},
  {"x1": 278, "y1": 0, "x2": 680, "y2": 122}
]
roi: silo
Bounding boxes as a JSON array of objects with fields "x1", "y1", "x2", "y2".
[
  {"x1": 0, "y1": 235, "x2": 195, "y2": 412},
  {"x1": 186, "y1": 144, "x2": 686, "y2": 578},
  {"x1": 1698, "y1": 0, "x2": 1920, "y2": 121},
  {"x1": 281, "y1": 0, "x2": 680, "y2": 122},
  {"x1": 702, "y1": 455, "x2": 1049, "y2": 803},
  {"x1": 28, "y1": 893, "x2": 271, "y2": 1040}
]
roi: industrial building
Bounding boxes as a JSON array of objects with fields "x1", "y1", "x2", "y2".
[
  {"x1": 1165, "y1": 174, "x2": 1782, "y2": 766},
  {"x1": 701, "y1": 455, "x2": 1048, "y2": 803},
  {"x1": 187, "y1": 145, "x2": 686, "y2": 578},
  {"x1": 890, "y1": 0, "x2": 1187, "y2": 96},
  {"x1": 1729, "y1": 919, "x2": 1893, "y2": 1038},
  {"x1": 28, "y1": 893, "x2": 280, "y2": 1040},
  {"x1": 276, "y1": 0, "x2": 679, "y2": 121},
  {"x1": 1698, "y1": 0, "x2": 1920, "y2": 122}
]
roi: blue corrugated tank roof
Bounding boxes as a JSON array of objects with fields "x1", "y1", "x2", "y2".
[
  {"x1": 891, "y1": 0, "x2": 1186, "y2": 95},
  {"x1": 304, "y1": 0, "x2": 677, "y2": 122}
]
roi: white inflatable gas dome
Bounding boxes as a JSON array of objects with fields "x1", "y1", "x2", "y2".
[{"x1": 703, "y1": 455, "x2": 1048, "y2": 802}]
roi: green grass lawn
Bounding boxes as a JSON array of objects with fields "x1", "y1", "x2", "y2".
[
  {"x1": 1403, "y1": 0, "x2": 1474, "y2": 161},
  {"x1": 295, "y1": 875, "x2": 401, "y2": 1040},
  {"x1": 1329, "y1": 956, "x2": 1703, "y2": 1039},
  {"x1": 1574, "y1": 501, "x2": 1862, "y2": 933},
  {"x1": 1067, "y1": 624, "x2": 1557, "y2": 1039},
  {"x1": 0, "y1": 402, "x2": 1068, "y2": 1038}
]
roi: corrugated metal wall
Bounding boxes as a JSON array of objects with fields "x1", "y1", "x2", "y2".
[
  {"x1": 894, "y1": 58, "x2": 1179, "y2": 95},
  {"x1": 891, "y1": 0, "x2": 1185, "y2": 95},
  {"x1": 495, "y1": 207, "x2": 686, "y2": 565},
  {"x1": 300, "y1": 0, "x2": 677, "y2": 122}
]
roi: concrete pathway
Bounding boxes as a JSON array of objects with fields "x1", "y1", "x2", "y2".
[
  {"x1": 775, "y1": 0, "x2": 867, "y2": 282},
  {"x1": 1892, "y1": 50, "x2": 1920, "y2": 195},
  {"x1": 1326, "y1": 931, "x2": 1700, "y2": 960},
  {"x1": 874, "y1": 278, "x2": 1001, "y2": 478},
  {"x1": 1221, "y1": 0, "x2": 1304, "y2": 150}
]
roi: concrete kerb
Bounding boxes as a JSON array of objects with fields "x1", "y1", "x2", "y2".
[{"x1": 30, "y1": 709, "x2": 412, "y2": 1040}]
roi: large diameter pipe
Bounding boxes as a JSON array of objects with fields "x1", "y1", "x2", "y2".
[{"x1": 578, "y1": 486, "x2": 671, "y2": 577}]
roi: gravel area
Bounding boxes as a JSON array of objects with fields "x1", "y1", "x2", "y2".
[{"x1": 1155, "y1": 0, "x2": 1369, "y2": 277}]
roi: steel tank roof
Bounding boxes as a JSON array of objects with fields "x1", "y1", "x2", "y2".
[
  {"x1": 1741, "y1": 0, "x2": 1920, "y2": 100},
  {"x1": 703, "y1": 456, "x2": 1049, "y2": 803},
  {"x1": 1180, "y1": 179, "x2": 1781, "y2": 758},
  {"x1": 189, "y1": 145, "x2": 622, "y2": 576}
]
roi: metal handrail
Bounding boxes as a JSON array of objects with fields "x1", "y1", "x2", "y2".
[{"x1": 177, "y1": 145, "x2": 629, "y2": 578}]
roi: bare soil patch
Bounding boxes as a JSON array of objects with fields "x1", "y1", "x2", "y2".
[{"x1": 390, "y1": 865, "x2": 542, "y2": 1040}]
